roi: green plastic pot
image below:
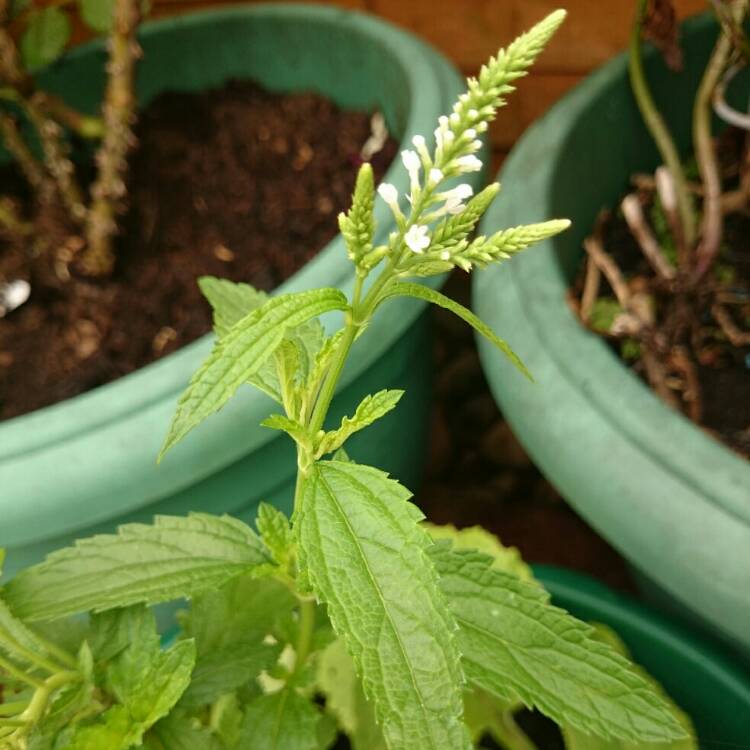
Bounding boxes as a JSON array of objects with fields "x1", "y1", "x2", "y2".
[
  {"x1": 0, "y1": 5, "x2": 486, "y2": 579},
  {"x1": 473, "y1": 13, "x2": 750, "y2": 656},
  {"x1": 535, "y1": 566, "x2": 750, "y2": 744}
]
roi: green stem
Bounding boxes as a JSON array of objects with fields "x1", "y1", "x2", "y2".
[
  {"x1": 491, "y1": 710, "x2": 540, "y2": 750},
  {"x1": 19, "y1": 671, "x2": 79, "y2": 727},
  {"x1": 307, "y1": 321, "x2": 359, "y2": 438},
  {"x1": 292, "y1": 596, "x2": 316, "y2": 678},
  {"x1": 692, "y1": 0, "x2": 749, "y2": 284},
  {"x1": 0, "y1": 654, "x2": 43, "y2": 688},
  {"x1": 629, "y1": 0, "x2": 696, "y2": 247},
  {"x1": 0, "y1": 702, "x2": 30, "y2": 717}
]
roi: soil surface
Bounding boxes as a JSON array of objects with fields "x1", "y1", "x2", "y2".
[{"x1": 0, "y1": 80, "x2": 396, "y2": 421}]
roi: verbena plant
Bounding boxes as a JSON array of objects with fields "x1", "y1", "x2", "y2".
[
  {"x1": 0, "y1": 12, "x2": 693, "y2": 749},
  {"x1": 0, "y1": 0, "x2": 143, "y2": 280}
]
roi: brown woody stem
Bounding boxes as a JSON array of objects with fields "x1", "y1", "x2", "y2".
[
  {"x1": 81, "y1": 0, "x2": 141, "y2": 277},
  {"x1": 691, "y1": 0, "x2": 748, "y2": 285},
  {"x1": 25, "y1": 99, "x2": 87, "y2": 222},
  {"x1": 629, "y1": 0, "x2": 697, "y2": 247},
  {"x1": 0, "y1": 111, "x2": 45, "y2": 191}
]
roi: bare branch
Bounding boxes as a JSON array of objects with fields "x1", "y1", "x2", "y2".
[
  {"x1": 81, "y1": 0, "x2": 141, "y2": 276},
  {"x1": 621, "y1": 193, "x2": 676, "y2": 280}
]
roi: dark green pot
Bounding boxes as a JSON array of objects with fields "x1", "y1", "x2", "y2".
[
  {"x1": 537, "y1": 566, "x2": 750, "y2": 745},
  {"x1": 473, "y1": 14, "x2": 750, "y2": 655},
  {"x1": 0, "y1": 5, "x2": 486, "y2": 579}
]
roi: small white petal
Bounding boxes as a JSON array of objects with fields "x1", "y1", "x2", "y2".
[
  {"x1": 440, "y1": 250, "x2": 451, "y2": 261},
  {"x1": 377, "y1": 182, "x2": 398, "y2": 205},
  {"x1": 404, "y1": 224, "x2": 430, "y2": 254},
  {"x1": 450, "y1": 112, "x2": 460, "y2": 126},
  {"x1": 468, "y1": 108, "x2": 479, "y2": 120},
  {"x1": 456, "y1": 154, "x2": 482, "y2": 173},
  {"x1": 429, "y1": 168, "x2": 443, "y2": 185},
  {"x1": 401, "y1": 149, "x2": 420, "y2": 173},
  {"x1": 464, "y1": 128, "x2": 476, "y2": 140},
  {"x1": 411, "y1": 134, "x2": 426, "y2": 149}
]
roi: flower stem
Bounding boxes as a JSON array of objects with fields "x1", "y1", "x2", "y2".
[{"x1": 629, "y1": 0, "x2": 696, "y2": 247}]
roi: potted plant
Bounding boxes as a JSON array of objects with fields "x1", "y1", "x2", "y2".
[
  {"x1": 4, "y1": 16, "x2": 746, "y2": 745},
  {"x1": 0, "y1": 3, "x2": 487, "y2": 581},
  {"x1": 472, "y1": 5, "x2": 750, "y2": 655}
]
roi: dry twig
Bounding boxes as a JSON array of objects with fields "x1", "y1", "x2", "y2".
[
  {"x1": 621, "y1": 192, "x2": 676, "y2": 280},
  {"x1": 81, "y1": 0, "x2": 141, "y2": 276}
]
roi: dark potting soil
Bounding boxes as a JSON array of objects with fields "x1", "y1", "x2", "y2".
[{"x1": 0, "y1": 80, "x2": 397, "y2": 421}]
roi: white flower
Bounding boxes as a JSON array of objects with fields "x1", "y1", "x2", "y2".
[
  {"x1": 412, "y1": 133, "x2": 431, "y2": 164},
  {"x1": 438, "y1": 183, "x2": 473, "y2": 215},
  {"x1": 404, "y1": 224, "x2": 430, "y2": 254},
  {"x1": 464, "y1": 128, "x2": 476, "y2": 140},
  {"x1": 401, "y1": 149, "x2": 421, "y2": 192},
  {"x1": 441, "y1": 184, "x2": 474, "y2": 201},
  {"x1": 468, "y1": 108, "x2": 479, "y2": 120},
  {"x1": 455, "y1": 154, "x2": 482, "y2": 173},
  {"x1": 428, "y1": 168, "x2": 443, "y2": 186},
  {"x1": 377, "y1": 182, "x2": 399, "y2": 207},
  {"x1": 440, "y1": 250, "x2": 451, "y2": 261},
  {"x1": 450, "y1": 112, "x2": 460, "y2": 126}
]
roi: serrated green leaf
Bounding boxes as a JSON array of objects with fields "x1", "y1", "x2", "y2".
[
  {"x1": 198, "y1": 276, "x2": 327, "y2": 409},
  {"x1": 316, "y1": 711, "x2": 339, "y2": 750},
  {"x1": 63, "y1": 705, "x2": 134, "y2": 750},
  {"x1": 179, "y1": 575, "x2": 295, "y2": 708},
  {"x1": 317, "y1": 639, "x2": 386, "y2": 750},
  {"x1": 297, "y1": 460, "x2": 468, "y2": 750},
  {"x1": 560, "y1": 623, "x2": 697, "y2": 750},
  {"x1": 429, "y1": 545, "x2": 687, "y2": 743},
  {"x1": 382, "y1": 282, "x2": 531, "y2": 380},
  {"x1": 180, "y1": 639, "x2": 280, "y2": 709},
  {"x1": 4, "y1": 514, "x2": 271, "y2": 621},
  {"x1": 78, "y1": 0, "x2": 114, "y2": 32},
  {"x1": 160, "y1": 288, "x2": 348, "y2": 458},
  {"x1": 316, "y1": 389, "x2": 403, "y2": 458},
  {"x1": 239, "y1": 687, "x2": 322, "y2": 750},
  {"x1": 199, "y1": 276, "x2": 268, "y2": 339},
  {"x1": 181, "y1": 575, "x2": 295, "y2": 664},
  {"x1": 21, "y1": 8, "x2": 71, "y2": 70},
  {"x1": 26, "y1": 663, "x2": 96, "y2": 749},
  {"x1": 257, "y1": 503, "x2": 292, "y2": 565},
  {"x1": 424, "y1": 524, "x2": 534, "y2": 583},
  {"x1": 211, "y1": 694, "x2": 244, "y2": 748},
  {"x1": 147, "y1": 713, "x2": 223, "y2": 750},
  {"x1": 199, "y1": 276, "x2": 284, "y2": 402},
  {"x1": 261, "y1": 413, "x2": 311, "y2": 447},
  {"x1": 0, "y1": 594, "x2": 62, "y2": 668}
]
